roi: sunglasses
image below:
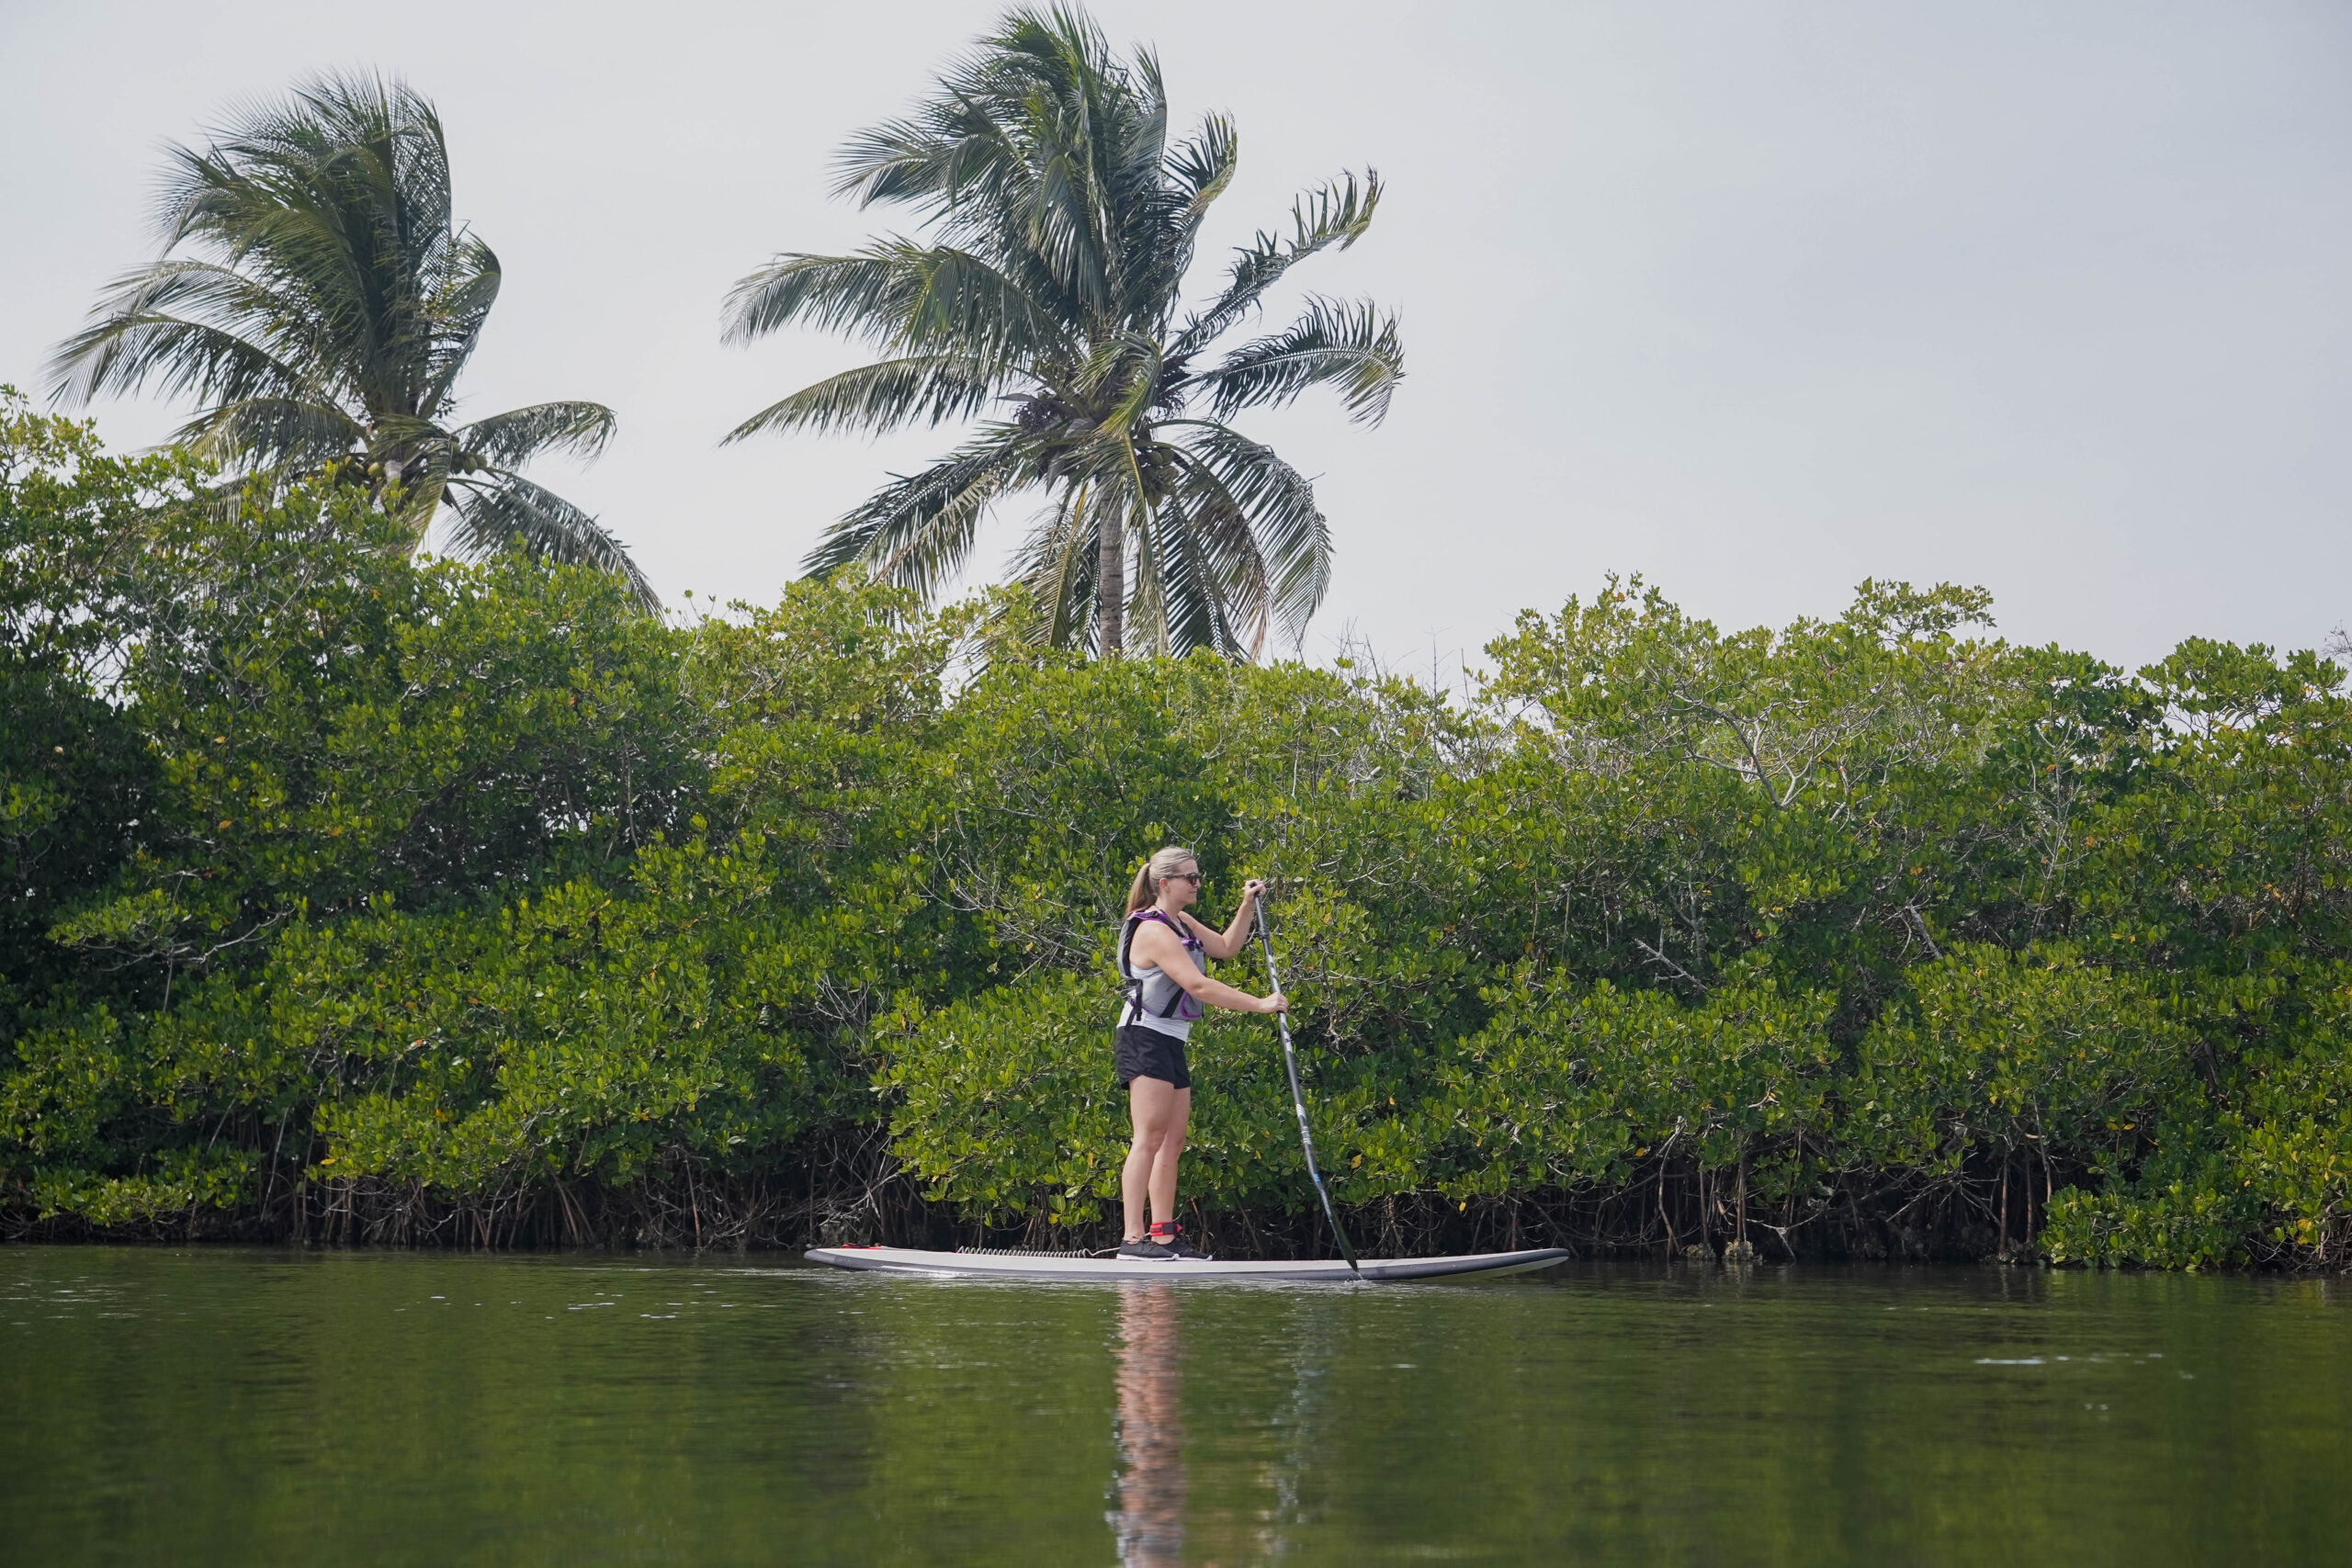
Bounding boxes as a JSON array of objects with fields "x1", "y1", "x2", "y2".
[{"x1": 1164, "y1": 871, "x2": 1203, "y2": 885}]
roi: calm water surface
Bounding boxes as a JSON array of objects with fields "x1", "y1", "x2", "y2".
[{"x1": 3, "y1": 1247, "x2": 2346, "y2": 1565}]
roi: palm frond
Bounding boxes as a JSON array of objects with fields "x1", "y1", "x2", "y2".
[
  {"x1": 48, "y1": 305, "x2": 312, "y2": 417},
  {"x1": 444, "y1": 471, "x2": 659, "y2": 611},
  {"x1": 833, "y1": 90, "x2": 1026, "y2": 218},
  {"x1": 155, "y1": 81, "x2": 458, "y2": 417},
  {"x1": 364, "y1": 412, "x2": 453, "y2": 459},
  {"x1": 47, "y1": 255, "x2": 322, "y2": 405},
  {"x1": 1167, "y1": 420, "x2": 1329, "y2": 648},
  {"x1": 1010, "y1": 479, "x2": 1102, "y2": 651},
  {"x1": 722, "y1": 355, "x2": 1000, "y2": 444},
  {"x1": 147, "y1": 172, "x2": 382, "y2": 399},
  {"x1": 421, "y1": 232, "x2": 501, "y2": 411},
  {"x1": 1074, "y1": 333, "x2": 1163, "y2": 434},
  {"x1": 1165, "y1": 112, "x2": 1237, "y2": 226},
  {"x1": 829, "y1": 8, "x2": 1071, "y2": 216},
  {"x1": 830, "y1": 5, "x2": 1170, "y2": 330},
  {"x1": 1199, "y1": 295, "x2": 1404, "y2": 426},
  {"x1": 1125, "y1": 490, "x2": 1171, "y2": 656},
  {"x1": 1148, "y1": 486, "x2": 1253, "y2": 658},
  {"x1": 453, "y1": 400, "x2": 616, "y2": 468},
  {"x1": 174, "y1": 397, "x2": 364, "y2": 472},
  {"x1": 388, "y1": 439, "x2": 455, "y2": 536},
  {"x1": 721, "y1": 243, "x2": 1067, "y2": 368},
  {"x1": 803, "y1": 426, "x2": 1027, "y2": 598},
  {"x1": 1173, "y1": 170, "x2": 1381, "y2": 355}
]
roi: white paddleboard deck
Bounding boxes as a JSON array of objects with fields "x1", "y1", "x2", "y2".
[{"x1": 804, "y1": 1245, "x2": 1570, "y2": 1282}]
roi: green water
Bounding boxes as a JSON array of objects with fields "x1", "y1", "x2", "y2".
[{"x1": 3, "y1": 1249, "x2": 2346, "y2": 1565}]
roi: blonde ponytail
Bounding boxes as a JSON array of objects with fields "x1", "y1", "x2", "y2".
[{"x1": 1125, "y1": 845, "x2": 1198, "y2": 915}]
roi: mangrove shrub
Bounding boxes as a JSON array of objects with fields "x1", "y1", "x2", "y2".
[{"x1": 6, "y1": 400, "x2": 2352, "y2": 1267}]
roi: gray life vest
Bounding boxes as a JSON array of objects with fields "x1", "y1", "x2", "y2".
[{"x1": 1118, "y1": 908, "x2": 1207, "y2": 1026}]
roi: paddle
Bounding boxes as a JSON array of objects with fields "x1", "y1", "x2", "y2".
[{"x1": 1253, "y1": 891, "x2": 1360, "y2": 1273}]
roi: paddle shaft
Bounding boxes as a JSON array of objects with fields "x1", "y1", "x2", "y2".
[{"x1": 1254, "y1": 898, "x2": 1360, "y2": 1272}]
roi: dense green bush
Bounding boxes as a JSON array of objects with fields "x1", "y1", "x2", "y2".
[{"x1": 9, "y1": 396, "x2": 2352, "y2": 1267}]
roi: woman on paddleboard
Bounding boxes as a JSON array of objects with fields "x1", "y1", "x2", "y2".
[{"x1": 1115, "y1": 847, "x2": 1286, "y2": 1260}]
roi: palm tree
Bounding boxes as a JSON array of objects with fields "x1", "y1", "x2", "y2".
[
  {"x1": 49, "y1": 73, "x2": 654, "y2": 607},
  {"x1": 722, "y1": 5, "x2": 1402, "y2": 657}
]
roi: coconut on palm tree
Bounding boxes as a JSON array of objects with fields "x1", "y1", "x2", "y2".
[
  {"x1": 49, "y1": 72, "x2": 653, "y2": 607},
  {"x1": 723, "y1": 5, "x2": 1403, "y2": 658}
]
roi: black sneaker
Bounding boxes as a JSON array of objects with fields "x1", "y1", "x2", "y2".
[
  {"x1": 1117, "y1": 1236, "x2": 1174, "y2": 1260},
  {"x1": 1152, "y1": 1225, "x2": 1213, "y2": 1261}
]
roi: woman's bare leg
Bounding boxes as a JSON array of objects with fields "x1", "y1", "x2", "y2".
[
  {"x1": 1124, "y1": 1077, "x2": 1181, "y2": 1238},
  {"x1": 1148, "y1": 1088, "x2": 1190, "y2": 1227}
]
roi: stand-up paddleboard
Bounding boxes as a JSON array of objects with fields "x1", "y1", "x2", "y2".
[{"x1": 804, "y1": 1246, "x2": 1570, "y2": 1281}]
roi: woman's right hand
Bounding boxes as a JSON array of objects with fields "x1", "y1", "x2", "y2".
[{"x1": 1260, "y1": 991, "x2": 1289, "y2": 1015}]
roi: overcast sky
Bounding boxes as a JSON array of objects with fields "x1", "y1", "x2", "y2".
[{"x1": 5, "y1": 2, "x2": 2347, "y2": 671}]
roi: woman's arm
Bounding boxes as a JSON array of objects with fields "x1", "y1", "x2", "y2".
[
  {"x1": 1186, "y1": 878, "x2": 1265, "y2": 962},
  {"x1": 1134, "y1": 919, "x2": 1286, "y2": 1015}
]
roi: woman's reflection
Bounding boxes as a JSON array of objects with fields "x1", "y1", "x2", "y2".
[{"x1": 1110, "y1": 1282, "x2": 1186, "y2": 1565}]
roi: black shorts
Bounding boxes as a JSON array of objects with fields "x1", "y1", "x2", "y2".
[{"x1": 1114, "y1": 1024, "x2": 1192, "y2": 1090}]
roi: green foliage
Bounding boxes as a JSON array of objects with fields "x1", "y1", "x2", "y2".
[
  {"x1": 269, "y1": 842, "x2": 836, "y2": 1190},
  {"x1": 1403, "y1": 965, "x2": 1837, "y2": 1201},
  {"x1": 15, "y1": 407, "x2": 2352, "y2": 1267},
  {"x1": 1849, "y1": 944, "x2": 2190, "y2": 1181},
  {"x1": 0, "y1": 393, "x2": 183, "y2": 1014}
]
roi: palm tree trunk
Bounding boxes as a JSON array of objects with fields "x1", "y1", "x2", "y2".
[{"x1": 1097, "y1": 500, "x2": 1125, "y2": 656}]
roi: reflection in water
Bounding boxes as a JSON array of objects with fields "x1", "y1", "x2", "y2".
[
  {"x1": 1110, "y1": 1284, "x2": 1186, "y2": 1565},
  {"x1": 10, "y1": 1253, "x2": 2352, "y2": 1566}
]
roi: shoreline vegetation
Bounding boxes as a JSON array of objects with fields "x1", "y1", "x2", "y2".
[{"x1": 8, "y1": 400, "x2": 2352, "y2": 1270}]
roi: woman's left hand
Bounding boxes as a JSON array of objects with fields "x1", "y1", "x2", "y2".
[{"x1": 1242, "y1": 878, "x2": 1267, "y2": 905}]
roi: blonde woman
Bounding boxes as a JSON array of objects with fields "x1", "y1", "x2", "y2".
[{"x1": 1114, "y1": 847, "x2": 1287, "y2": 1260}]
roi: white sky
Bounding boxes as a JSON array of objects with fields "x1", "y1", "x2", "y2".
[{"x1": 5, "y1": 2, "x2": 2348, "y2": 671}]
